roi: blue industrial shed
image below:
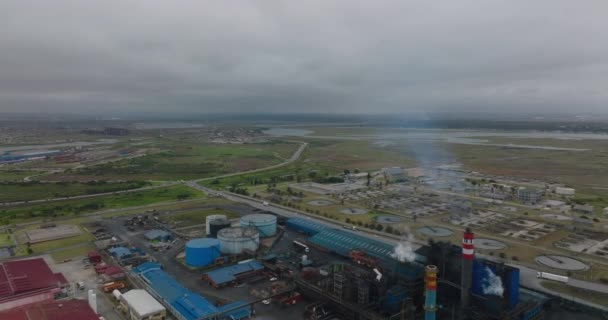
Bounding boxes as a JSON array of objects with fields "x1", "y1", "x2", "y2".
[
  {"x1": 203, "y1": 261, "x2": 264, "y2": 288},
  {"x1": 109, "y1": 246, "x2": 132, "y2": 259},
  {"x1": 308, "y1": 228, "x2": 425, "y2": 277},
  {"x1": 132, "y1": 262, "x2": 251, "y2": 320},
  {"x1": 144, "y1": 229, "x2": 173, "y2": 242},
  {"x1": 286, "y1": 217, "x2": 327, "y2": 235}
]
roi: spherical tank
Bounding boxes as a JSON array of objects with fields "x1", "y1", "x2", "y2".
[
  {"x1": 185, "y1": 238, "x2": 221, "y2": 267},
  {"x1": 217, "y1": 227, "x2": 259, "y2": 255},
  {"x1": 209, "y1": 218, "x2": 232, "y2": 238},
  {"x1": 240, "y1": 214, "x2": 277, "y2": 237},
  {"x1": 206, "y1": 214, "x2": 227, "y2": 236}
]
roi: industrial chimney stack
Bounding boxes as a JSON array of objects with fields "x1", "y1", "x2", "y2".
[
  {"x1": 461, "y1": 228, "x2": 474, "y2": 311},
  {"x1": 424, "y1": 265, "x2": 438, "y2": 320}
]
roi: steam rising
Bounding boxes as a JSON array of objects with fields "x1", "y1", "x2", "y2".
[
  {"x1": 482, "y1": 267, "x2": 504, "y2": 297},
  {"x1": 391, "y1": 232, "x2": 416, "y2": 263}
]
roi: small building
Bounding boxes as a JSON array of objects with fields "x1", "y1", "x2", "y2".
[
  {"x1": 202, "y1": 261, "x2": 264, "y2": 288},
  {"x1": 555, "y1": 187, "x2": 575, "y2": 196},
  {"x1": 573, "y1": 204, "x2": 595, "y2": 215},
  {"x1": 543, "y1": 200, "x2": 565, "y2": 208},
  {"x1": 604, "y1": 207, "x2": 608, "y2": 215},
  {"x1": 144, "y1": 230, "x2": 173, "y2": 242},
  {"x1": 0, "y1": 299, "x2": 99, "y2": 320},
  {"x1": 109, "y1": 247, "x2": 133, "y2": 259},
  {"x1": 517, "y1": 188, "x2": 543, "y2": 204},
  {"x1": 382, "y1": 167, "x2": 407, "y2": 182},
  {"x1": 102, "y1": 266, "x2": 126, "y2": 281},
  {"x1": 120, "y1": 289, "x2": 166, "y2": 320},
  {"x1": 87, "y1": 251, "x2": 102, "y2": 264}
]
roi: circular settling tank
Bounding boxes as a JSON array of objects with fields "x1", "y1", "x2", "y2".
[
  {"x1": 535, "y1": 255, "x2": 589, "y2": 271},
  {"x1": 185, "y1": 238, "x2": 221, "y2": 267},
  {"x1": 307, "y1": 199, "x2": 334, "y2": 206},
  {"x1": 474, "y1": 238, "x2": 507, "y2": 250},
  {"x1": 240, "y1": 214, "x2": 277, "y2": 237},
  {"x1": 340, "y1": 208, "x2": 368, "y2": 215},
  {"x1": 217, "y1": 227, "x2": 260, "y2": 255},
  {"x1": 417, "y1": 226, "x2": 453, "y2": 237},
  {"x1": 376, "y1": 215, "x2": 403, "y2": 224}
]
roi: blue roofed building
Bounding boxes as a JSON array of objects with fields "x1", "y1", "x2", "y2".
[
  {"x1": 144, "y1": 229, "x2": 173, "y2": 242},
  {"x1": 109, "y1": 246, "x2": 133, "y2": 259},
  {"x1": 308, "y1": 228, "x2": 425, "y2": 278},
  {"x1": 132, "y1": 262, "x2": 251, "y2": 320},
  {"x1": 202, "y1": 261, "x2": 264, "y2": 288},
  {"x1": 286, "y1": 217, "x2": 328, "y2": 236}
]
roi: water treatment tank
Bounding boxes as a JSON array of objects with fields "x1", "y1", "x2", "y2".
[
  {"x1": 206, "y1": 214, "x2": 227, "y2": 236},
  {"x1": 217, "y1": 227, "x2": 259, "y2": 255},
  {"x1": 185, "y1": 238, "x2": 221, "y2": 267},
  {"x1": 209, "y1": 218, "x2": 232, "y2": 238},
  {"x1": 240, "y1": 214, "x2": 277, "y2": 237}
]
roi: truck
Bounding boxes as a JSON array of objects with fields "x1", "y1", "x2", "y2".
[
  {"x1": 102, "y1": 281, "x2": 126, "y2": 293},
  {"x1": 537, "y1": 272, "x2": 568, "y2": 283}
]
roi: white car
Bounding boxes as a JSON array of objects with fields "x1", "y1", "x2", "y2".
[
  {"x1": 262, "y1": 299, "x2": 271, "y2": 305},
  {"x1": 269, "y1": 277, "x2": 277, "y2": 282}
]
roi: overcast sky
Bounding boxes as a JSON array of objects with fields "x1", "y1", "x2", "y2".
[{"x1": 1, "y1": 1, "x2": 607, "y2": 115}]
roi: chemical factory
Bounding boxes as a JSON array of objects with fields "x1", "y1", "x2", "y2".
[{"x1": 84, "y1": 208, "x2": 600, "y2": 320}]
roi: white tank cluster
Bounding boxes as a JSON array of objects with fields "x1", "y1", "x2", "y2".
[
  {"x1": 240, "y1": 213, "x2": 277, "y2": 237},
  {"x1": 217, "y1": 227, "x2": 259, "y2": 254}
]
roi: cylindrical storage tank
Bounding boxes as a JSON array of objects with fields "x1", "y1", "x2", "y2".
[
  {"x1": 206, "y1": 214, "x2": 227, "y2": 236},
  {"x1": 240, "y1": 214, "x2": 277, "y2": 237},
  {"x1": 185, "y1": 238, "x2": 221, "y2": 267},
  {"x1": 210, "y1": 218, "x2": 231, "y2": 238},
  {"x1": 217, "y1": 227, "x2": 259, "y2": 255}
]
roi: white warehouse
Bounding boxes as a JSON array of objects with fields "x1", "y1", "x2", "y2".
[
  {"x1": 120, "y1": 289, "x2": 166, "y2": 320},
  {"x1": 555, "y1": 187, "x2": 575, "y2": 196}
]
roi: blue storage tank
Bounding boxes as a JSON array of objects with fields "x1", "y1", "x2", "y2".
[
  {"x1": 240, "y1": 214, "x2": 277, "y2": 237},
  {"x1": 185, "y1": 238, "x2": 221, "y2": 267}
]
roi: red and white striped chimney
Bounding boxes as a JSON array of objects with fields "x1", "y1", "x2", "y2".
[
  {"x1": 462, "y1": 230, "x2": 475, "y2": 260},
  {"x1": 461, "y1": 228, "x2": 474, "y2": 310}
]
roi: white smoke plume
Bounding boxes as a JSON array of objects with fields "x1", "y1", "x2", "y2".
[
  {"x1": 391, "y1": 231, "x2": 416, "y2": 263},
  {"x1": 482, "y1": 267, "x2": 504, "y2": 297}
]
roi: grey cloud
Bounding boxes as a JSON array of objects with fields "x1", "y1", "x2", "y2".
[{"x1": 0, "y1": 1, "x2": 607, "y2": 115}]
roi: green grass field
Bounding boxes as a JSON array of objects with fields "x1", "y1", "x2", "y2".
[
  {"x1": 50, "y1": 243, "x2": 96, "y2": 262},
  {"x1": 203, "y1": 139, "x2": 415, "y2": 190},
  {"x1": 47, "y1": 141, "x2": 299, "y2": 181},
  {"x1": 162, "y1": 207, "x2": 238, "y2": 226},
  {"x1": 0, "y1": 232, "x2": 14, "y2": 247},
  {"x1": 0, "y1": 185, "x2": 204, "y2": 224},
  {"x1": 0, "y1": 181, "x2": 150, "y2": 203},
  {"x1": 0, "y1": 170, "x2": 39, "y2": 182}
]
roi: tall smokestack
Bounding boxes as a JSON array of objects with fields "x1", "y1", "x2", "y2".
[
  {"x1": 461, "y1": 228, "x2": 474, "y2": 311},
  {"x1": 424, "y1": 265, "x2": 438, "y2": 320}
]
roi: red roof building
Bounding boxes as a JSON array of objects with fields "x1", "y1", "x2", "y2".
[
  {"x1": 0, "y1": 299, "x2": 98, "y2": 320},
  {"x1": 0, "y1": 258, "x2": 68, "y2": 311}
]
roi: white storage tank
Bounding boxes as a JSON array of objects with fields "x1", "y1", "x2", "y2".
[
  {"x1": 217, "y1": 227, "x2": 259, "y2": 254},
  {"x1": 240, "y1": 214, "x2": 277, "y2": 237},
  {"x1": 206, "y1": 214, "x2": 227, "y2": 236}
]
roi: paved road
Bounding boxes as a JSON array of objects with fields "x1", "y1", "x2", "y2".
[{"x1": 193, "y1": 142, "x2": 308, "y2": 182}]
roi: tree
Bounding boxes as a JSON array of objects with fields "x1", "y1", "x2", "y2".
[
  {"x1": 376, "y1": 224, "x2": 384, "y2": 231},
  {"x1": 386, "y1": 226, "x2": 393, "y2": 234},
  {"x1": 345, "y1": 218, "x2": 351, "y2": 224}
]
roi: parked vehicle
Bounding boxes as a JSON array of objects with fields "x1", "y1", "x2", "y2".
[{"x1": 537, "y1": 272, "x2": 568, "y2": 283}]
